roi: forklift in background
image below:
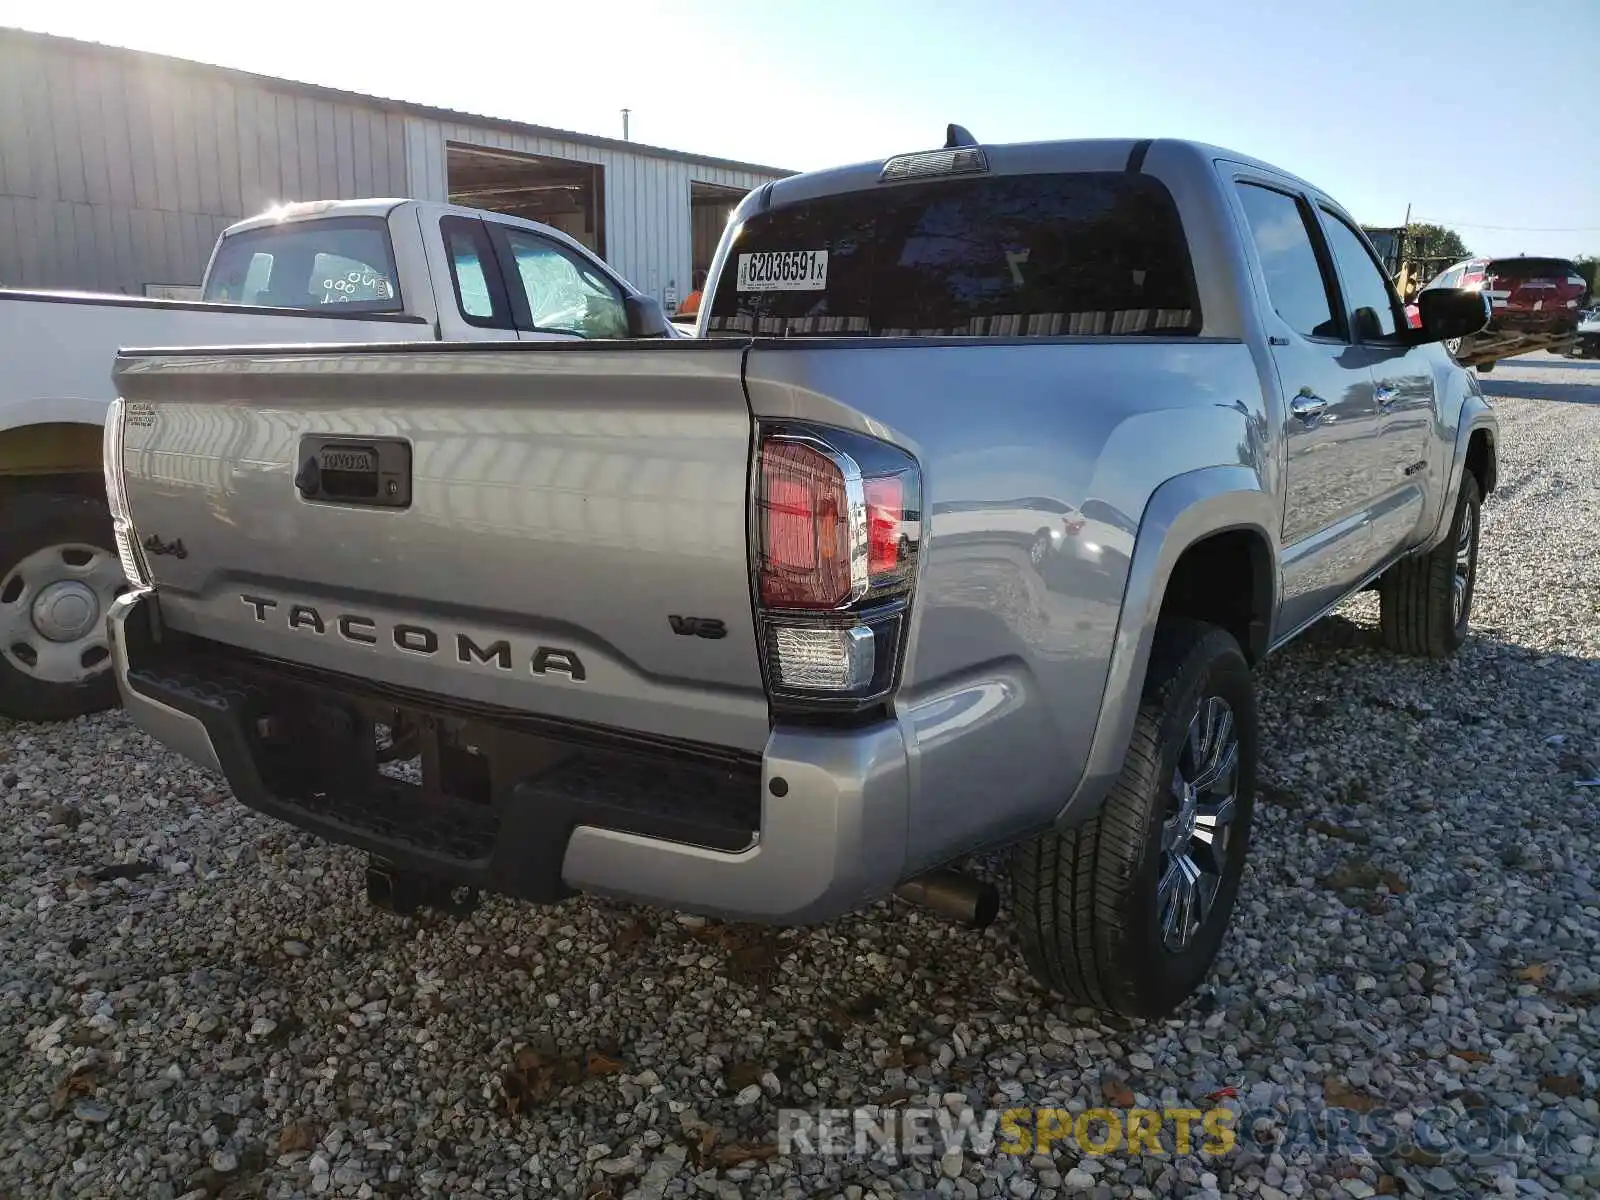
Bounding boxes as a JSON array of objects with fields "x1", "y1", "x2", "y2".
[{"x1": 1362, "y1": 226, "x2": 1455, "y2": 303}]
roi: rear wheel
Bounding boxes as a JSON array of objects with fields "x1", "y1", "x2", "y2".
[
  {"x1": 1378, "y1": 473, "x2": 1480, "y2": 658},
  {"x1": 0, "y1": 493, "x2": 126, "y2": 722},
  {"x1": 1029, "y1": 529, "x2": 1052, "y2": 567},
  {"x1": 1011, "y1": 619, "x2": 1256, "y2": 1019}
]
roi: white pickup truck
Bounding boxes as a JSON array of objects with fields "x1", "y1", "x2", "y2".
[{"x1": 0, "y1": 199, "x2": 674, "y2": 722}]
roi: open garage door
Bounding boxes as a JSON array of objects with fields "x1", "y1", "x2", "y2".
[
  {"x1": 691, "y1": 181, "x2": 749, "y2": 274},
  {"x1": 447, "y1": 143, "x2": 605, "y2": 257}
]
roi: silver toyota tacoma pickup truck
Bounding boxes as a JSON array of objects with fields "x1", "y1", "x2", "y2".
[{"x1": 102, "y1": 131, "x2": 1497, "y2": 1018}]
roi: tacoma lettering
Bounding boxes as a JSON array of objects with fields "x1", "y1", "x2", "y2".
[
  {"x1": 233, "y1": 595, "x2": 584, "y2": 682},
  {"x1": 457, "y1": 633, "x2": 512, "y2": 670}
]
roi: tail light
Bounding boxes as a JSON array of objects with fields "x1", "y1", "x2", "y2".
[
  {"x1": 753, "y1": 425, "x2": 920, "y2": 712},
  {"x1": 102, "y1": 398, "x2": 150, "y2": 588}
]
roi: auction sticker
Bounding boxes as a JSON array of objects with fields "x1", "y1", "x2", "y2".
[{"x1": 737, "y1": 250, "x2": 828, "y2": 292}]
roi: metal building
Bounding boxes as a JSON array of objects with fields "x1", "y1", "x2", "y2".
[{"x1": 0, "y1": 28, "x2": 789, "y2": 309}]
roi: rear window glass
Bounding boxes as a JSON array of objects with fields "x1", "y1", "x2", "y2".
[
  {"x1": 1486, "y1": 258, "x2": 1579, "y2": 280},
  {"x1": 707, "y1": 172, "x2": 1200, "y2": 338},
  {"x1": 203, "y1": 216, "x2": 401, "y2": 311}
]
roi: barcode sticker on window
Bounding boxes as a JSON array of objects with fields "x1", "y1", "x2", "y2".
[{"x1": 737, "y1": 250, "x2": 828, "y2": 292}]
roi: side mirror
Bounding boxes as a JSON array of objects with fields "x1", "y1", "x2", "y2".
[
  {"x1": 1414, "y1": 287, "x2": 1491, "y2": 344},
  {"x1": 624, "y1": 294, "x2": 671, "y2": 339}
]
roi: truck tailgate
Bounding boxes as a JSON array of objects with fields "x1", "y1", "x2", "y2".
[{"x1": 111, "y1": 343, "x2": 769, "y2": 752}]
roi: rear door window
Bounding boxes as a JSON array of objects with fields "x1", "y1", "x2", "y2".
[
  {"x1": 203, "y1": 216, "x2": 401, "y2": 311},
  {"x1": 1233, "y1": 183, "x2": 1340, "y2": 340},
  {"x1": 708, "y1": 172, "x2": 1201, "y2": 338},
  {"x1": 440, "y1": 216, "x2": 512, "y2": 327}
]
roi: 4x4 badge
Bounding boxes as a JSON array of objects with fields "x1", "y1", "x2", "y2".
[{"x1": 142, "y1": 534, "x2": 187, "y2": 559}]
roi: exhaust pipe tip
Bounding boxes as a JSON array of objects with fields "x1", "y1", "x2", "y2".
[{"x1": 894, "y1": 868, "x2": 1000, "y2": 929}]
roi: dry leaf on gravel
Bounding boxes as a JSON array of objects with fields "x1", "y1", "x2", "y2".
[
  {"x1": 1256, "y1": 781, "x2": 1303, "y2": 809},
  {"x1": 879, "y1": 1045, "x2": 929, "y2": 1070},
  {"x1": 584, "y1": 1051, "x2": 624, "y2": 1078},
  {"x1": 612, "y1": 919, "x2": 646, "y2": 951},
  {"x1": 1102, "y1": 1078, "x2": 1137, "y2": 1107},
  {"x1": 1320, "y1": 859, "x2": 1407, "y2": 894},
  {"x1": 1556, "y1": 751, "x2": 1598, "y2": 776},
  {"x1": 713, "y1": 1141, "x2": 779, "y2": 1166},
  {"x1": 691, "y1": 923, "x2": 784, "y2": 988},
  {"x1": 91, "y1": 861, "x2": 157, "y2": 882},
  {"x1": 1321, "y1": 860, "x2": 1383, "y2": 890},
  {"x1": 1397, "y1": 1142, "x2": 1444, "y2": 1167},
  {"x1": 1323, "y1": 1077, "x2": 1381, "y2": 1113},
  {"x1": 725, "y1": 1061, "x2": 763, "y2": 1091},
  {"x1": 727, "y1": 939, "x2": 781, "y2": 988},
  {"x1": 1449, "y1": 1048, "x2": 1490, "y2": 1064},
  {"x1": 49, "y1": 1063, "x2": 98, "y2": 1114},
  {"x1": 1517, "y1": 963, "x2": 1550, "y2": 984},
  {"x1": 1540, "y1": 1074, "x2": 1582, "y2": 1098},
  {"x1": 277, "y1": 1121, "x2": 317, "y2": 1154},
  {"x1": 683, "y1": 1125, "x2": 722, "y2": 1168},
  {"x1": 1307, "y1": 818, "x2": 1371, "y2": 844},
  {"x1": 499, "y1": 1045, "x2": 598, "y2": 1114}
]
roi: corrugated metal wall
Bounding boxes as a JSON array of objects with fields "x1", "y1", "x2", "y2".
[
  {"x1": 0, "y1": 30, "x2": 785, "y2": 304},
  {"x1": 402, "y1": 119, "x2": 775, "y2": 307},
  {"x1": 0, "y1": 32, "x2": 410, "y2": 293}
]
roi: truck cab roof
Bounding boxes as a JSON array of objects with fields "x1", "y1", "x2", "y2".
[
  {"x1": 759, "y1": 136, "x2": 1324, "y2": 210},
  {"x1": 220, "y1": 198, "x2": 594, "y2": 248}
]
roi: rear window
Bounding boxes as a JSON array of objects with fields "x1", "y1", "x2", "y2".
[
  {"x1": 1485, "y1": 257, "x2": 1579, "y2": 281},
  {"x1": 707, "y1": 172, "x2": 1201, "y2": 338},
  {"x1": 203, "y1": 216, "x2": 402, "y2": 311}
]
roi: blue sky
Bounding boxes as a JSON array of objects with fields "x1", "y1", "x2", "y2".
[{"x1": 5, "y1": 0, "x2": 1596, "y2": 259}]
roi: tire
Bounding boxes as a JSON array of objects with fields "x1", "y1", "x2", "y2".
[
  {"x1": 0, "y1": 493, "x2": 125, "y2": 722},
  {"x1": 1011, "y1": 619, "x2": 1257, "y2": 1019},
  {"x1": 1029, "y1": 530, "x2": 1051, "y2": 567},
  {"x1": 1378, "y1": 473, "x2": 1481, "y2": 659}
]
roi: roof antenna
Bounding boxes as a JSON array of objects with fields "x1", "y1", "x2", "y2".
[{"x1": 945, "y1": 124, "x2": 978, "y2": 149}]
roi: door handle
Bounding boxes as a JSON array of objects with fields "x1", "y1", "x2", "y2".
[{"x1": 1290, "y1": 392, "x2": 1329, "y2": 421}]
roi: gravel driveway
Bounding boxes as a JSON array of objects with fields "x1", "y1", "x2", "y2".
[{"x1": 3, "y1": 355, "x2": 1598, "y2": 1200}]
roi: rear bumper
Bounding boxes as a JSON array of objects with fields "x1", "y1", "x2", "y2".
[
  {"x1": 1489, "y1": 310, "x2": 1579, "y2": 335},
  {"x1": 107, "y1": 591, "x2": 908, "y2": 924}
]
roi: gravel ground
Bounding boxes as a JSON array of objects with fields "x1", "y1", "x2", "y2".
[{"x1": 3, "y1": 356, "x2": 1598, "y2": 1200}]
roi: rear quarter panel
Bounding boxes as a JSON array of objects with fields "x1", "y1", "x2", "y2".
[{"x1": 743, "y1": 338, "x2": 1272, "y2": 870}]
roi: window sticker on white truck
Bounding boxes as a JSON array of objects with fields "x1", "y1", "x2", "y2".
[{"x1": 737, "y1": 250, "x2": 829, "y2": 292}]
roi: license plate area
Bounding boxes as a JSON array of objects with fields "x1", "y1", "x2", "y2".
[{"x1": 296, "y1": 436, "x2": 412, "y2": 508}]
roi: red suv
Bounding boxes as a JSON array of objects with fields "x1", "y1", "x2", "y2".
[{"x1": 1419, "y1": 256, "x2": 1590, "y2": 335}]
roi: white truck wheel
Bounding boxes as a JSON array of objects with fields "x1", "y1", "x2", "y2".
[{"x1": 0, "y1": 493, "x2": 126, "y2": 722}]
